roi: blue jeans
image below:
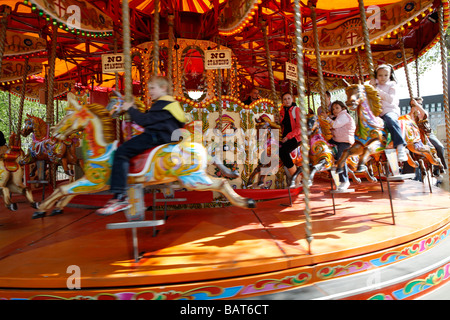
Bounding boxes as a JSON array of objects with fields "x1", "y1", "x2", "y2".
[
  {"x1": 110, "y1": 131, "x2": 167, "y2": 195},
  {"x1": 381, "y1": 112, "x2": 406, "y2": 148},
  {"x1": 329, "y1": 139, "x2": 351, "y2": 183}
]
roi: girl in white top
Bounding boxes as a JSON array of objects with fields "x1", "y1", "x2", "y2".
[
  {"x1": 328, "y1": 101, "x2": 356, "y2": 190},
  {"x1": 369, "y1": 64, "x2": 407, "y2": 162}
]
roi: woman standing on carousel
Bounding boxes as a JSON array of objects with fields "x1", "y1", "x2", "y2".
[{"x1": 278, "y1": 92, "x2": 302, "y2": 184}]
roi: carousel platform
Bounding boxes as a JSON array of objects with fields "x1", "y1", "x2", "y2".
[{"x1": 0, "y1": 178, "x2": 450, "y2": 300}]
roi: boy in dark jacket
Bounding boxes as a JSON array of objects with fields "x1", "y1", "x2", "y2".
[{"x1": 97, "y1": 76, "x2": 187, "y2": 215}]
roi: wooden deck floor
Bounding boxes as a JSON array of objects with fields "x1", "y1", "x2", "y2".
[{"x1": 0, "y1": 178, "x2": 449, "y2": 291}]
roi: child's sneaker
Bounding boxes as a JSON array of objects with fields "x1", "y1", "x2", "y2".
[
  {"x1": 396, "y1": 145, "x2": 408, "y2": 162},
  {"x1": 96, "y1": 198, "x2": 131, "y2": 216},
  {"x1": 337, "y1": 180, "x2": 350, "y2": 191}
]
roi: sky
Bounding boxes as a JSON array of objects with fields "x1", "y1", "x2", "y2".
[{"x1": 396, "y1": 62, "x2": 445, "y2": 99}]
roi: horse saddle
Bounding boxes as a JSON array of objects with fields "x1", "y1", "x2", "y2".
[
  {"x1": 3, "y1": 146, "x2": 22, "y2": 172},
  {"x1": 129, "y1": 144, "x2": 165, "y2": 176}
]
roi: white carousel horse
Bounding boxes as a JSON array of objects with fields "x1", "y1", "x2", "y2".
[{"x1": 31, "y1": 97, "x2": 255, "y2": 219}]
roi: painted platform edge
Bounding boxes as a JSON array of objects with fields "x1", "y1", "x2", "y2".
[
  {"x1": 342, "y1": 261, "x2": 450, "y2": 300},
  {"x1": 1, "y1": 220, "x2": 449, "y2": 300}
]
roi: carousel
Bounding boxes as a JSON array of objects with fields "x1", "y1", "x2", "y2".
[{"x1": 0, "y1": 0, "x2": 450, "y2": 300}]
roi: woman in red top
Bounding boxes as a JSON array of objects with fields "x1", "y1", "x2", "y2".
[{"x1": 278, "y1": 92, "x2": 302, "y2": 179}]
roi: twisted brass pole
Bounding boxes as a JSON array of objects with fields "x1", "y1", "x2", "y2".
[
  {"x1": 153, "y1": 0, "x2": 160, "y2": 77},
  {"x1": 438, "y1": 5, "x2": 450, "y2": 187},
  {"x1": 167, "y1": 14, "x2": 174, "y2": 94},
  {"x1": 358, "y1": 0, "x2": 375, "y2": 79},
  {"x1": 294, "y1": 0, "x2": 313, "y2": 254},
  {"x1": 47, "y1": 25, "x2": 58, "y2": 126},
  {"x1": 17, "y1": 57, "x2": 29, "y2": 133},
  {"x1": 122, "y1": 0, "x2": 132, "y2": 103},
  {"x1": 309, "y1": 2, "x2": 327, "y2": 111},
  {"x1": 356, "y1": 50, "x2": 364, "y2": 83},
  {"x1": 114, "y1": 33, "x2": 120, "y2": 140},
  {"x1": 400, "y1": 38, "x2": 413, "y2": 100},
  {"x1": 261, "y1": 20, "x2": 278, "y2": 105},
  {"x1": 47, "y1": 25, "x2": 58, "y2": 189},
  {"x1": 415, "y1": 57, "x2": 420, "y2": 97}
]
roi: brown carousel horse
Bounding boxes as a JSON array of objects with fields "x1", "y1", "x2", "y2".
[
  {"x1": 407, "y1": 110, "x2": 445, "y2": 178},
  {"x1": 287, "y1": 112, "x2": 335, "y2": 188},
  {"x1": 246, "y1": 112, "x2": 336, "y2": 189},
  {"x1": 318, "y1": 113, "x2": 378, "y2": 184},
  {"x1": 334, "y1": 84, "x2": 443, "y2": 176},
  {"x1": 19, "y1": 114, "x2": 80, "y2": 177},
  {"x1": 0, "y1": 133, "x2": 38, "y2": 210}
]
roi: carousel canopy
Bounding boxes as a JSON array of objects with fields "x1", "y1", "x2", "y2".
[{"x1": 0, "y1": 0, "x2": 448, "y2": 99}]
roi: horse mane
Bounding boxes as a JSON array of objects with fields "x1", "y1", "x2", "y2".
[
  {"x1": 29, "y1": 115, "x2": 48, "y2": 137},
  {"x1": 363, "y1": 84, "x2": 383, "y2": 117},
  {"x1": 85, "y1": 103, "x2": 116, "y2": 143}
]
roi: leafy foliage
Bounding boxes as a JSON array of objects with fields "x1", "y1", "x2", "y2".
[{"x1": 0, "y1": 90, "x2": 67, "y2": 150}]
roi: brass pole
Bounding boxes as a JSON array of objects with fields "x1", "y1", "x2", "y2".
[
  {"x1": 261, "y1": 20, "x2": 279, "y2": 105},
  {"x1": 294, "y1": 0, "x2": 313, "y2": 254},
  {"x1": 308, "y1": 1, "x2": 327, "y2": 111},
  {"x1": 47, "y1": 25, "x2": 58, "y2": 126},
  {"x1": 122, "y1": 0, "x2": 133, "y2": 102},
  {"x1": 167, "y1": 14, "x2": 174, "y2": 94},
  {"x1": 415, "y1": 57, "x2": 420, "y2": 97},
  {"x1": 358, "y1": 0, "x2": 375, "y2": 79},
  {"x1": 153, "y1": 0, "x2": 160, "y2": 77},
  {"x1": 17, "y1": 57, "x2": 29, "y2": 133},
  {"x1": 438, "y1": 5, "x2": 450, "y2": 186},
  {"x1": 400, "y1": 38, "x2": 413, "y2": 100}
]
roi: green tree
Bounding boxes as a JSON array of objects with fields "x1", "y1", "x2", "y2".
[{"x1": 0, "y1": 90, "x2": 66, "y2": 149}]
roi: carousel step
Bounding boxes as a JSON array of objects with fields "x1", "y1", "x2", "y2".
[
  {"x1": 106, "y1": 220, "x2": 165, "y2": 229},
  {"x1": 246, "y1": 226, "x2": 450, "y2": 300}
]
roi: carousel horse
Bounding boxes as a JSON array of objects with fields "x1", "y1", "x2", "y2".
[
  {"x1": 411, "y1": 111, "x2": 445, "y2": 176},
  {"x1": 246, "y1": 112, "x2": 340, "y2": 189},
  {"x1": 19, "y1": 114, "x2": 80, "y2": 177},
  {"x1": 335, "y1": 84, "x2": 443, "y2": 176},
  {"x1": 317, "y1": 113, "x2": 378, "y2": 184},
  {"x1": 109, "y1": 92, "x2": 239, "y2": 180},
  {"x1": 246, "y1": 114, "x2": 281, "y2": 188},
  {"x1": 287, "y1": 112, "x2": 335, "y2": 188},
  {"x1": 32, "y1": 97, "x2": 255, "y2": 218},
  {"x1": 0, "y1": 133, "x2": 38, "y2": 210}
]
